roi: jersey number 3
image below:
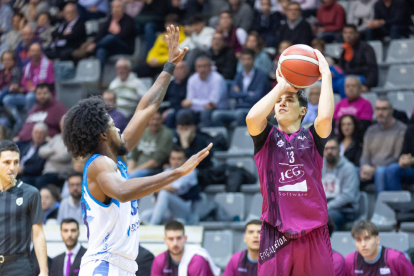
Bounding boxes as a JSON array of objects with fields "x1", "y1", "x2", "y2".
[{"x1": 288, "y1": 151, "x2": 295, "y2": 163}]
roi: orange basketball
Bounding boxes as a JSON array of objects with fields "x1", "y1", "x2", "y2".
[{"x1": 278, "y1": 44, "x2": 320, "y2": 89}]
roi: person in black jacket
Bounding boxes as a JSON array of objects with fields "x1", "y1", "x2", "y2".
[
  {"x1": 252, "y1": 0, "x2": 285, "y2": 47},
  {"x1": 339, "y1": 24, "x2": 378, "y2": 90},
  {"x1": 135, "y1": 245, "x2": 154, "y2": 276},
  {"x1": 86, "y1": 0, "x2": 135, "y2": 69},
  {"x1": 46, "y1": 3, "x2": 86, "y2": 61},
  {"x1": 208, "y1": 32, "x2": 237, "y2": 80},
  {"x1": 337, "y1": 114, "x2": 363, "y2": 167}
]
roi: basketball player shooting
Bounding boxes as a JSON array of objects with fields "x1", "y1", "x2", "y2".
[
  {"x1": 62, "y1": 26, "x2": 212, "y2": 276},
  {"x1": 246, "y1": 49, "x2": 335, "y2": 276}
]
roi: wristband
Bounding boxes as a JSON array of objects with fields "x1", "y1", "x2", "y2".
[{"x1": 163, "y1": 62, "x2": 176, "y2": 75}]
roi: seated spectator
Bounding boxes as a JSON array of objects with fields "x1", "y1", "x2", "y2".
[
  {"x1": 322, "y1": 137, "x2": 360, "y2": 229},
  {"x1": 47, "y1": 3, "x2": 87, "y2": 61},
  {"x1": 17, "y1": 122, "x2": 47, "y2": 186},
  {"x1": 109, "y1": 58, "x2": 147, "y2": 119},
  {"x1": 38, "y1": 117, "x2": 72, "y2": 188},
  {"x1": 346, "y1": 221, "x2": 414, "y2": 275},
  {"x1": 302, "y1": 83, "x2": 320, "y2": 125},
  {"x1": 208, "y1": 32, "x2": 237, "y2": 80},
  {"x1": 77, "y1": 0, "x2": 108, "y2": 21},
  {"x1": 333, "y1": 76, "x2": 373, "y2": 133},
  {"x1": 339, "y1": 24, "x2": 378, "y2": 90},
  {"x1": 296, "y1": 0, "x2": 319, "y2": 18},
  {"x1": 277, "y1": 2, "x2": 313, "y2": 47},
  {"x1": 366, "y1": 0, "x2": 412, "y2": 40},
  {"x1": 61, "y1": 157, "x2": 87, "y2": 200},
  {"x1": 128, "y1": 110, "x2": 173, "y2": 178},
  {"x1": 254, "y1": 0, "x2": 286, "y2": 13},
  {"x1": 224, "y1": 220, "x2": 261, "y2": 276},
  {"x1": 135, "y1": 245, "x2": 154, "y2": 276},
  {"x1": 141, "y1": 146, "x2": 200, "y2": 225},
  {"x1": 134, "y1": 14, "x2": 185, "y2": 78},
  {"x1": 327, "y1": 218, "x2": 347, "y2": 276},
  {"x1": 221, "y1": 0, "x2": 254, "y2": 31},
  {"x1": 15, "y1": 25, "x2": 37, "y2": 69},
  {"x1": 213, "y1": 48, "x2": 270, "y2": 127},
  {"x1": 253, "y1": 0, "x2": 284, "y2": 47},
  {"x1": 164, "y1": 61, "x2": 190, "y2": 128},
  {"x1": 270, "y1": 40, "x2": 292, "y2": 81},
  {"x1": 86, "y1": 0, "x2": 135, "y2": 69},
  {"x1": 237, "y1": 31, "x2": 272, "y2": 75},
  {"x1": 103, "y1": 90, "x2": 128, "y2": 132},
  {"x1": 0, "y1": 51, "x2": 22, "y2": 106},
  {"x1": 181, "y1": 14, "x2": 215, "y2": 52},
  {"x1": 337, "y1": 115, "x2": 363, "y2": 167},
  {"x1": 1, "y1": 12, "x2": 24, "y2": 51},
  {"x1": 34, "y1": 12, "x2": 53, "y2": 49},
  {"x1": 311, "y1": 38, "x2": 335, "y2": 65},
  {"x1": 151, "y1": 221, "x2": 220, "y2": 275},
  {"x1": 0, "y1": 1, "x2": 13, "y2": 36},
  {"x1": 56, "y1": 173, "x2": 83, "y2": 225},
  {"x1": 216, "y1": 11, "x2": 247, "y2": 55},
  {"x1": 17, "y1": 83, "x2": 67, "y2": 142},
  {"x1": 316, "y1": 0, "x2": 346, "y2": 43},
  {"x1": 167, "y1": 0, "x2": 204, "y2": 24},
  {"x1": 50, "y1": 219, "x2": 87, "y2": 276},
  {"x1": 180, "y1": 56, "x2": 227, "y2": 127},
  {"x1": 347, "y1": 0, "x2": 376, "y2": 38},
  {"x1": 40, "y1": 184, "x2": 60, "y2": 224},
  {"x1": 21, "y1": 0, "x2": 49, "y2": 27},
  {"x1": 360, "y1": 98, "x2": 407, "y2": 195}
]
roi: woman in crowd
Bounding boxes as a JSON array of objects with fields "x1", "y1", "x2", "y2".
[
  {"x1": 0, "y1": 51, "x2": 22, "y2": 105},
  {"x1": 237, "y1": 31, "x2": 272, "y2": 74},
  {"x1": 337, "y1": 114, "x2": 363, "y2": 167}
]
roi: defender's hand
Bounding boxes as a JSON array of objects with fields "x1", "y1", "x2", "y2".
[
  {"x1": 166, "y1": 25, "x2": 189, "y2": 65},
  {"x1": 177, "y1": 143, "x2": 212, "y2": 176}
]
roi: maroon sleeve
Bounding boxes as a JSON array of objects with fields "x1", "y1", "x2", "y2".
[
  {"x1": 151, "y1": 253, "x2": 166, "y2": 276},
  {"x1": 223, "y1": 252, "x2": 241, "y2": 276},
  {"x1": 333, "y1": 251, "x2": 347, "y2": 276},
  {"x1": 188, "y1": 255, "x2": 214, "y2": 276},
  {"x1": 387, "y1": 249, "x2": 414, "y2": 276},
  {"x1": 324, "y1": 5, "x2": 346, "y2": 32},
  {"x1": 345, "y1": 252, "x2": 356, "y2": 276}
]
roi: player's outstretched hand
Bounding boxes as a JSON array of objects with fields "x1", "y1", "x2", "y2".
[
  {"x1": 276, "y1": 69, "x2": 298, "y2": 93},
  {"x1": 165, "y1": 25, "x2": 189, "y2": 65},
  {"x1": 313, "y1": 49, "x2": 331, "y2": 79},
  {"x1": 178, "y1": 143, "x2": 213, "y2": 176}
]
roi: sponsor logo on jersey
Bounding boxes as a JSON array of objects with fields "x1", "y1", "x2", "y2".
[
  {"x1": 277, "y1": 164, "x2": 308, "y2": 195},
  {"x1": 380, "y1": 267, "x2": 391, "y2": 275},
  {"x1": 163, "y1": 269, "x2": 173, "y2": 273},
  {"x1": 277, "y1": 140, "x2": 284, "y2": 147},
  {"x1": 16, "y1": 197, "x2": 23, "y2": 206},
  {"x1": 297, "y1": 135, "x2": 306, "y2": 140},
  {"x1": 354, "y1": 270, "x2": 364, "y2": 274},
  {"x1": 238, "y1": 268, "x2": 248, "y2": 272},
  {"x1": 260, "y1": 236, "x2": 288, "y2": 260},
  {"x1": 279, "y1": 165, "x2": 305, "y2": 184}
]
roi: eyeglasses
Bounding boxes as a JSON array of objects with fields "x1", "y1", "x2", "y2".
[
  {"x1": 324, "y1": 147, "x2": 338, "y2": 151},
  {"x1": 375, "y1": 107, "x2": 390, "y2": 111}
]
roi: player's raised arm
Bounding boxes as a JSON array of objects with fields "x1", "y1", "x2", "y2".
[
  {"x1": 122, "y1": 25, "x2": 189, "y2": 152},
  {"x1": 313, "y1": 49, "x2": 334, "y2": 138}
]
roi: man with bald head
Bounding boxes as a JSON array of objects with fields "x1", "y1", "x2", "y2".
[{"x1": 15, "y1": 24, "x2": 37, "y2": 68}]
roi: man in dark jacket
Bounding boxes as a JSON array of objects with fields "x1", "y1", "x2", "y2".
[
  {"x1": 209, "y1": 32, "x2": 237, "y2": 80},
  {"x1": 339, "y1": 24, "x2": 378, "y2": 90},
  {"x1": 135, "y1": 245, "x2": 154, "y2": 276},
  {"x1": 253, "y1": 0, "x2": 285, "y2": 47}
]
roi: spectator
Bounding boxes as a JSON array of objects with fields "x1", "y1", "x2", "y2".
[
  {"x1": 337, "y1": 115, "x2": 363, "y2": 167},
  {"x1": 0, "y1": 51, "x2": 22, "y2": 105},
  {"x1": 339, "y1": 24, "x2": 378, "y2": 90},
  {"x1": 254, "y1": 0, "x2": 287, "y2": 13},
  {"x1": 333, "y1": 76, "x2": 373, "y2": 133},
  {"x1": 47, "y1": 3, "x2": 87, "y2": 61},
  {"x1": 277, "y1": 2, "x2": 313, "y2": 47},
  {"x1": 181, "y1": 56, "x2": 227, "y2": 127},
  {"x1": 77, "y1": 0, "x2": 108, "y2": 21},
  {"x1": 311, "y1": 38, "x2": 335, "y2": 65},
  {"x1": 216, "y1": 11, "x2": 247, "y2": 55},
  {"x1": 40, "y1": 184, "x2": 60, "y2": 224},
  {"x1": 347, "y1": 0, "x2": 376, "y2": 37},
  {"x1": 360, "y1": 98, "x2": 407, "y2": 195},
  {"x1": 123, "y1": 0, "x2": 144, "y2": 19},
  {"x1": 212, "y1": 48, "x2": 270, "y2": 127},
  {"x1": 102, "y1": 90, "x2": 129, "y2": 133},
  {"x1": 223, "y1": 220, "x2": 261, "y2": 276},
  {"x1": 174, "y1": 112, "x2": 212, "y2": 169},
  {"x1": 135, "y1": 14, "x2": 185, "y2": 78},
  {"x1": 151, "y1": 220, "x2": 220, "y2": 276},
  {"x1": 60, "y1": 157, "x2": 87, "y2": 200},
  {"x1": 21, "y1": 0, "x2": 49, "y2": 27},
  {"x1": 34, "y1": 12, "x2": 53, "y2": 49},
  {"x1": 38, "y1": 117, "x2": 72, "y2": 188},
  {"x1": 316, "y1": 0, "x2": 346, "y2": 43},
  {"x1": 296, "y1": 0, "x2": 319, "y2": 18},
  {"x1": 302, "y1": 82, "x2": 320, "y2": 125},
  {"x1": 17, "y1": 83, "x2": 66, "y2": 142},
  {"x1": 270, "y1": 40, "x2": 292, "y2": 81},
  {"x1": 16, "y1": 122, "x2": 47, "y2": 186},
  {"x1": 252, "y1": 0, "x2": 284, "y2": 47},
  {"x1": 209, "y1": 32, "x2": 237, "y2": 80},
  {"x1": 181, "y1": 14, "x2": 215, "y2": 52},
  {"x1": 237, "y1": 31, "x2": 272, "y2": 75},
  {"x1": 56, "y1": 173, "x2": 83, "y2": 225},
  {"x1": 128, "y1": 110, "x2": 173, "y2": 178},
  {"x1": 0, "y1": 0, "x2": 13, "y2": 36},
  {"x1": 1, "y1": 12, "x2": 24, "y2": 51},
  {"x1": 15, "y1": 24, "x2": 37, "y2": 69},
  {"x1": 135, "y1": 245, "x2": 154, "y2": 276},
  {"x1": 322, "y1": 137, "x2": 360, "y2": 229},
  {"x1": 164, "y1": 61, "x2": 190, "y2": 128},
  {"x1": 108, "y1": 58, "x2": 147, "y2": 119},
  {"x1": 221, "y1": 0, "x2": 254, "y2": 31},
  {"x1": 50, "y1": 219, "x2": 87, "y2": 276},
  {"x1": 346, "y1": 221, "x2": 414, "y2": 275},
  {"x1": 86, "y1": 0, "x2": 135, "y2": 69},
  {"x1": 141, "y1": 145, "x2": 200, "y2": 225},
  {"x1": 327, "y1": 218, "x2": 346, "y2": 276},
  {"x1": 366, "y1": 0, "x2": 412, "y2": 40}
]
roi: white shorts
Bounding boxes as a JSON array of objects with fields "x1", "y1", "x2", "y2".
[{"x1": 79, "y1": 260, "x2": 135, "y2": 276}]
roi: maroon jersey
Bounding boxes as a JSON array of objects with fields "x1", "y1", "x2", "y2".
[{"x1": 223, "y1": 250, "x2": 258, "y2": 276}]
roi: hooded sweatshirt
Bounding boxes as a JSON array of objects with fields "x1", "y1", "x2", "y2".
[{"x1": 322, "y1": 156, "x2": 359, "y2": 211}]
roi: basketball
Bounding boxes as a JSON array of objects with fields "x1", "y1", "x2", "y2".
[{"x1": 278, "y1": 44, "x2": 320, "y2": 89}]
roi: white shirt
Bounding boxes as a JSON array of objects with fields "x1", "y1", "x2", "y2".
[
  {"x1": 242, "y1": 69, "x2": 255, "y2": 93},
  {"x1": 63, "y1": 242, "x2": 81, "y2": 276}
]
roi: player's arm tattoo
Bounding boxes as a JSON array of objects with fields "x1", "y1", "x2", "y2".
[{"x1": 144, "y1": 72, "x2": 171, "y2": 108}]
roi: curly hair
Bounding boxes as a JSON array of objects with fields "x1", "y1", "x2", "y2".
[{"x1": 63, "y1": 96, "x2": 110, "y2": 159}]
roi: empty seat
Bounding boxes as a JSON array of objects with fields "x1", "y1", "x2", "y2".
[
  {"x1": 204, "y1": 185, "x2": 226, "y2": 194},
  {"x1": 325, "y1": 43, "x2": 343, "y2": 59},
  {"x1": 383, "y1": 65, "x2": 414, "y2": 89},
  {"x1": 214, "y1": 127, "x2": 254, "y2": 159},
  {"x1": 368, "y1": 41, "x2": 383, "y2": 64},
  {"x1": 379, "y1": 232, "x2": 410, "y2": 252},
  {"x1": 385, "y1": 39, "x2": 414, "y2": 64},
  {"x1": 331, "y1": 232, "x2": 355, "y2": 257},
  {"x1": 230, "y1": 192, "x2": 262, "y2": 231},
  {"x1": 200, "y1": 127, "x2": 228, "y2": 142},
  {"x1": 215, "y1": 193, "x2": 245, "y2": 221},
  {"x1": 203, "y1": 231, "x2": 233, "y2": 269},
  {"x1": 387, "y1": 91, "x2": 414, "y2": 117},
  {"x1": 226, "y1": 157, "x2": 257, "y2": 176},
  {"x1": 361, "y1": 92, "x2": 378, "y2": 112},
  {"x1": 138, "y1": 194, "x2": 156, "y2": 214},
  {"x1": 358, "y1": 192, "x2": 369, "y2": 221}
]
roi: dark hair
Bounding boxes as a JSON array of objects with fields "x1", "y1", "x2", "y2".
[
  {"x1": 37, "y1": 12, "x2": 51, "y2": 22},
  {"x1": 0, "y1": 140, "x2": 20, "y2": 158},
  {"x1": 220, "y1": 10, "x2": 233, "y2": 18},
  {"x1": 165, "y1": 220, "x2": 185, "y2": 234},
  {"x1": 13, "y1": 12, "x2": 24, "y2": 20},
  {"x1": 311, "y1": 38, "x2": 325, "y2": 51},
  {"x1": 288, "y1": 1, "x2": 301, "y2": 10},
  {"x1": 1, "y1": 50, "x2": 16, "y2": 63},
  {"x1": 63, "y1": 96, "x2": 111, "y2": 158},
  {"x1": 247, "y1": 31, "x2": 265, "y2": 51},
  {"x1": 68, "y1": 171, "x2": 83, "y2": 181},
  {"x1": 171, "y1": 144, "x2": 185, "y2": 154},
  {"x1": 337, "y1": 114, "x2": 360, "y2": 143},
  {"x1": 189, "y1": 14, "x2": 204, "y2": 25},
  {"x1": 351, "y1": 221, "x2": 379, "y2": 238},
  {"x1": 165, "y1": 14, "x2": 180, "y2": 25},
  {"x1": 327, "y1": 217, "x2": 335, "y2": 237},
  {"x1": 245, "y1": 219, "x2": 262, "y2": 231},
  {"x1": 41, "y1": 184, "x2": 62, "y2": 202},
  {"x1": 327, "y1": 136, "x2": 339, "y2": 146},
  {"x1": 297, "y1": 89, "x2": 308, "y2": 123},
  {"x1": 343, "y1": 24, "x2": 357, "y2": 32},
  {"x1": 61, "y1": 218, "x2": 79, "y2": 230},
  {"x1": 176, "y1": 112, "x2": 195, "y2": 126},
  {"x1": 241, "y1": 48, "x2": 256, "y2": 59},
  {"x1": 35, "y1": 83, "x2": 51, "y2": 93}
]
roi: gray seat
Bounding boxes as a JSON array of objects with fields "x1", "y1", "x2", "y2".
[
  {"x1": 368, "y1": 41, "x2": 383, "y2": 64},
  {"x1": 387, "y1": 91, "x2": 414, "y2": 117},
  {"x1": 334, "y1": 94, "x2": 342, "y2": 106},
  {"x1": 371, "y1": 191, "x2": 412, "y2": 231},
  {"x1": 331, "y1": 232, "x2": 355, "y2": 257},
  {"x1": 383, "y1": 65, "x2": 414, "y2": 90},
  {"x1": 204, "y1": 185, "x2": 226, "y2": 194},
  {"x1": 240, "y1": 183, "x2": 260, "y2": 193},
  {"x1": 226, "y1": 157, "x2": 257, "y2": 176},
  {"x1": 200, "y1": 127, "x2": 228, "y2": 142},
  {"x1": 138, "y1": 194, "x2": 155, "y2": 214},
  {"x1": 378, "y1": 232, "x2": 410, "y2": 252},
  {"x1": 203, "y1": 231, "x2": 233, "y2": 269},
  {"x1": 401, "y1": 222, "x2": 414, "y2": 232},
  {"x1": 214, "y1": 127, "x2": 254, "y2": 159},
  {"x1": 385, "y1": 39, "x2": 414, "y2": 64},
  {"x1": 325, "y1": 43, "x2": 343, "y2": 59},
  {"x1": 360, "y1": 92, "x2": 378, "y2": 113},
  {"x1": 344, "y1": 192, "x2": 369, "y2": 231},
  {"x1": 231, "y1": 192, "x2": 262, "y2": 231}
]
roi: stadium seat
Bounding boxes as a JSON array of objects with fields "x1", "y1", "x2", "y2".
[
  {"x1": 226, "y1": 157, "x2": 258, "y2": 176},
  {"x1": 200, "y1": 127, "x2": 229, "y2": 142},
  {"x1": 230, "y1": 192, "x2": 262, "y2": 231},
  {"x1": 203, "y1": 230, "x2": 233, "y2": 269},
  {"x1": 371, "y1": 191, "x2": 412, "y2": 232},
  {"x1": 378, "y1": 232, "x2": 410, "y2": 253},
  {"x1": 387, "y1": 91, "x2": 414, "y2": 117},
  {"x1": 334, "y1": 93, "x2": 342, "y2": 106},
  {"x1": 240, "y1": 183, "x2": 260, "y2": 193},
  {"x1": 360, "y1": 92, "x2": 378, "y2": 113},
  {"x1": 325, "y1": 43, "x2": 343, "y2": 59},
  {"x1": 331, "y1": 232, "x2": 355, "y2": 257},
  {"x1": 368, "y1": 41, "x2": 384, "y2": 64},
  {"x1": 214, "y1": 127, "x2": 254, "y2": 159},
  {"x1": 380, "y1": 64, "x2": 414, "y2": 90},
  {"x1": 204, "y1": 185, "x2": 226, "y2": 194},
  {"x1": 138, "y1": 194, "x2": 156, "y2": 214},
  {"x1": 385, "y1": 39, "x2": 414, "y2": 64},
  {"x1": 344, "y1": 191, "x2": 369, "y2": 230}
]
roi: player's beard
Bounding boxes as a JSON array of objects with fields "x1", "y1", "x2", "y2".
[{"x1": 112, "y1": 139, "x2": 128, "y2": 156}]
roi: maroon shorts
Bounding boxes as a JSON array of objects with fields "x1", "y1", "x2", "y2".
[{"x1": 258, "y1": 222, "x2": 335, "y2": 276}]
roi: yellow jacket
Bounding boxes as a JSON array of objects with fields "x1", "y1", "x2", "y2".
[{"x1": 146, "y1": 26, "x2": 186, "y2": 66}]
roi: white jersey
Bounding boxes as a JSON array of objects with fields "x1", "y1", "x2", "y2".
[{"x1": 80, "y1": 154, "x2": 140, "y2": 274}]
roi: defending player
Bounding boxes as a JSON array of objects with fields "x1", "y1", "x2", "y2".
[
  {"x1": 62, "y1": 26, "x2": 212, "y2": 276},
  {"x1": 246, "y1": 49, "x2": 335, "y2": 275}
]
